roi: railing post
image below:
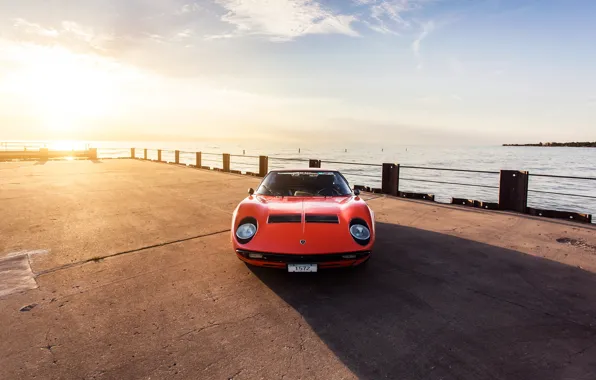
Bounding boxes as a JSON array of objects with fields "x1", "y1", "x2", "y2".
[
  {"x1": 499, "y1": 170, "x2": 529, "y2": 213},
  {"x1": 382, "y1": 163, "x2": 399, "y2": 196},
  {"x1": 175, "y1": 150, "x2": 180, "y2": 164},
  {"x1": 259, "y1": 156, "x2": 268, "y2": 177},
  {"x1": 309, "y1": 159, "x2": 321, "y2": 168},
  {"x1": 157, "y1": 149, "x2": 162, "y2": 162},
  {"x1": 196, "y1": 152, "x2": 202, "y2": 167},
  {"x1": 89, "y1": 148, "x2": 97, "y2": 160},
  {"x1": 144, "y1": 149, "x2": 147, "y2": 160},
  {"x1": 223, "y1": 153, "x2": 231, "y2": 172},
  {"x1": 40, "y1": 148, "x2": 49, "y2": 162},
  {"x1": 131, "y1": 148, "x2": 135, "y2": 158}
]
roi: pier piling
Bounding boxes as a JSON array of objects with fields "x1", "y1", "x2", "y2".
[
  {"x1": 259, "y1": 156, "x2": 268, "y2": 177},
  {"x1": 499, "y1": 170, "x2": 529, "y2": 213},
  {"x1": 223, "y1": 153, "x2": 231, "y2": 172},
  {"x1": 382, "y1": 163, "x2": 400, "y2": 196}
]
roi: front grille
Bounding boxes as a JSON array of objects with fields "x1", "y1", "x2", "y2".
[
  {"x1": 268, "y1": 214, "x2": 302, "y2": 223},
  {"x1": 305, "y1": 214, "x2": 339, "y2": 224},
  {"x1": 236, "y1": 249, "x2": 371, "y2": 263}
]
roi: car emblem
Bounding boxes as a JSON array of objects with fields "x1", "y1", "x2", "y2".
[{"x1": 300, "y1": 240, "x2": 306, "y2": 245}]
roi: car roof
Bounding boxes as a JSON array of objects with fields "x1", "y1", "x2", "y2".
[{"x1": 268, "y1": 168, "x2": 340, "y2": 173}]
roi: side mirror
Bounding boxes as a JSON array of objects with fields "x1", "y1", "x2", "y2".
[
  {"x1": 353, "y1": 189, "x2": 360, "y2": 196},
  {"x1": 248, "y1": 188, "x2": 255, "y2": 195}
]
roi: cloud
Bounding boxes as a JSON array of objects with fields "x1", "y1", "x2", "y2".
[
  {"x1": 358, "y1": 0, "x2": 433, "y2": 35},
  {"x1": 176, "y1": 3, "x2": 203, "y2": 14},
  {"x1": 12, "y1": 18, "x2": 114, "y2": 53},
  {"x1": 213, "y1": 0, "x2": 360, "y2": 41},
  {"x1": 13, "y1": 18, "x2": 59, "y2": 38},
  {"x1": 411, "y1": 20, "x2": 434, "y2": 57}
]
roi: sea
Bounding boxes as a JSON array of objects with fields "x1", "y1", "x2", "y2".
[{"x1": 5, "y1": 140, "x2": 595, "y2": 222}]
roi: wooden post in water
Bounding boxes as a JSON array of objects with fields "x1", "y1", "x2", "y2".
[
  {"x1": 382, "y1": 163, "x2": 399, "y2": 196},
  {"x1": 223, "y1": 153, "x2": 231, "y2": 172},
  {"x1": 157, "y1": 150, "x2": 162, "y2": 162},
  {"x1": 131, "y1": 148, "x2": 135, "y2": 158},
  {"x1": 196, "y1": 152, "x2": 202, "y2": 167},
  {"x1": 259, "y1": 156, "x2": 268, "y2": 177},
  {"x1": 175, "y1": 150, "x2": 180, "y2": 164},
  {"x1": 499, "y1": 170, "x2": 529, "y2": 213},
  {"x1": 144, "y1": 149, "x2": 147, "y2": 160},
  {"x1": 309, "y1": 159, "x2": 321, "y2": 168}
]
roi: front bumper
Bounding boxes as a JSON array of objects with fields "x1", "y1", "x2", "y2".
[{"x1": 235, "y1": 249, "x2": 371, "y2": 269}]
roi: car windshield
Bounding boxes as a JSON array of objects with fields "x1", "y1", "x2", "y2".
[{"x1": 256, "y1": 171, "x2": 352, "y2": 196}]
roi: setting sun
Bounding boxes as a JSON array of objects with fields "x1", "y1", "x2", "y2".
[
  {"x1": 8, "y1": 46, "x2": 118, "y2": 132},
  {"x1": 0, "y1": 44, "x2": 141, "y2": 135}
]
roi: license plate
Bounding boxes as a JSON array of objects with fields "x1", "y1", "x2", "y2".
[{"x1": 288, "y1": 264, "x2": 318, "y2": 272}]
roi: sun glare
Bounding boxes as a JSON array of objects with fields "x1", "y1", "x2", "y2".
[{"x1": 3, "y1": 45, "x2": 129, "y2": 133}]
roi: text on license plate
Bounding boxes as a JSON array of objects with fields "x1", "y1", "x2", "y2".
[{"x1": 288, "y1": 264, "x2": 318, "y2": 272}]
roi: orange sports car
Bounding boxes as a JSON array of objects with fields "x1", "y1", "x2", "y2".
[{"x1": 231, "y1": 169, "x2": 375, "y2": 272}]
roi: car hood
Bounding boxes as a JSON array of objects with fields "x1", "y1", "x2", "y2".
[{"x1": 233, "y1": 196, "x2": 374, "y2": 254}]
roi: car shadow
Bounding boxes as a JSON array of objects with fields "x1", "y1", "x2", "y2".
[{"x1": 249, "y1": 222, "x2": 596, "y2": 380}]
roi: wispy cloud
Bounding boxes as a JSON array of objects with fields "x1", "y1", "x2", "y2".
[
  {"x1": 176, "y1": 3, "x2": 203, "y2": 15},
  {"x1": 213, "y1": 0, "x2": 360, "y2": 41},
  {"x1": 12, "y1": 18, "x2": 113, "y2": 53},
  {"x1": 355, "y1": 0, "x2": 433, "y2": 35},
  {"x1": 412, "y1": 20, "x2": 434, "y2": 58},
  {"x1": 13, "y1": 18, "x2": 59, "y2": 38}
]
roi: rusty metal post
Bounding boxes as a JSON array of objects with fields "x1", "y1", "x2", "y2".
[
  {"x1": 144, "y1": 149, "x2": 147, "y2": 160},
  {"x1": 157, "y1": 149, "x2": 162, "y2": 162},
  {"x1": 309, "y1": 159, "x2": 321, "y2": 168},
  {"x1": 382, "y1": 163, "x2": 399, "y2": 196},
  {"x1": 223, "y1": 153, "x2": 231, "y2": 172},
  {"x1": 499, "y1": 170, "x2": 529, "y2": 213},
  {"x1": 259, "y1": 156, "x2": 268, "y2": 177},
  {"x1": 131, "y1": 148, "x2": 135, "y2": 158},
  {"x1": 196, "y1": 152, "x2": 202, "y2": 167},
  {"x1": 89, "y1": 148, "x2": 97, "y2": 160},
  {"x1": 175, "y1": 150, "x2": 180, "y2": 164}
]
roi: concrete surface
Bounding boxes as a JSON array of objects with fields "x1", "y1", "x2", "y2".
[{"x1": 1, "y1": 159, "x2": 596, "y2": 380}]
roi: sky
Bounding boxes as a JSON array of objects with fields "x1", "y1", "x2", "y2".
[{"x1": 0, "y1": 0, "x2": 595, "y2": 146}]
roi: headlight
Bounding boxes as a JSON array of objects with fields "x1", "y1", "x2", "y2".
[
  {"x1": 236, "y1": 223, "x2": 257, "y2": 240},
  {"x1": 350, "y1": 224, "x2": 370, "y2": 240}
]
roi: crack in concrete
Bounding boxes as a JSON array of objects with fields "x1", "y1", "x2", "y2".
[
  {"x1": 227, "y1": 368, "x2": 243, "y2": 379},
  {"x1": 35, "y1": 229, "x2": 231, "y2": 277},
  {"x1": 178, "y1": 312, "x2": 263, "y2": 340},
  {"x1": 42, "y1": 329, "x2": 59, "y2": 365}
]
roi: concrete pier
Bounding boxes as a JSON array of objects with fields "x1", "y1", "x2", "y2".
[{"x1": 1, "y1": 159, "x2": 596, "y2": 379}]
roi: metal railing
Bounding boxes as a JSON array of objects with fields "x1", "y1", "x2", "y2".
[{"x1": 29, "y1": 146, "x2": 592, "y2": 224}]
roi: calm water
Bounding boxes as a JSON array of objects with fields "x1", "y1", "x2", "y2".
[{"x1": 20, "y1": 140, "x2": 596, "y2": 221}]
